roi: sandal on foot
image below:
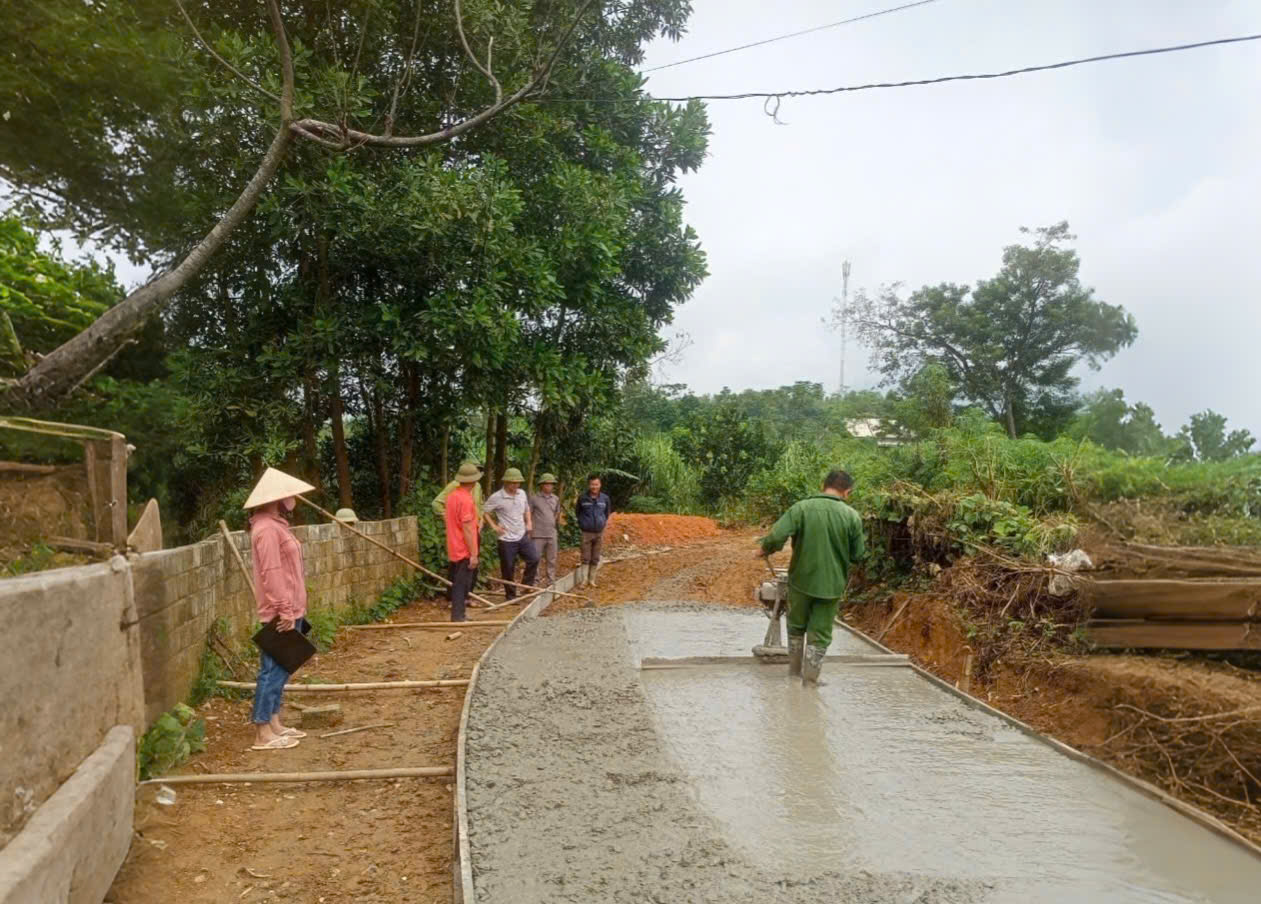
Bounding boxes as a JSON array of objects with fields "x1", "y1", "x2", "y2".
[
  {"x1": 281, "y1": 728, "x2": 307, "y2": 739},
  {"x1": 250, "y1": 736, "x2": 299, "y2": 751}
]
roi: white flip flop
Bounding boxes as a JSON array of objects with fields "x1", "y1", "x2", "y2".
[{"x1": 250, "y1": 735, "x2": 299, "y2": 751}]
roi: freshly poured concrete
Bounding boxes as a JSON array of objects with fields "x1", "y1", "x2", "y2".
[{"x1": 464, "y1": 605, "x2": 1261, "y2": 903}]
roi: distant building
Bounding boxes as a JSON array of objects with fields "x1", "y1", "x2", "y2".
[{"x1": 845, "y1": 417, "x2": 903, "y2": 447}]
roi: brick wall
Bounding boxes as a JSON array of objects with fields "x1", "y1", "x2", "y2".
[{"x1": 133, "y1": 517, "x2": 418, "y2": 725}]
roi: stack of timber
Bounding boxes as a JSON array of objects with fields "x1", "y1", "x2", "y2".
[{"x1": 1082, "y1": 543, "x2": 1261, "y2": 650}]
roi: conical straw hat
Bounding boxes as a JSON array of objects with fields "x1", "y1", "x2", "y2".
[{"x1": 243, "y1": 467, "x2": 316, "y2": 509}]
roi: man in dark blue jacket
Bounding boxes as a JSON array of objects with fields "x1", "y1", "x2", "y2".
[{"x1": 575, "y1": 473, "x2": 612, "y2": 587}]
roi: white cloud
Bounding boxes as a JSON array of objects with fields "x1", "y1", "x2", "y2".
[{"x1": 648, "y1": 0, "x2": 1261, "y2": 435}]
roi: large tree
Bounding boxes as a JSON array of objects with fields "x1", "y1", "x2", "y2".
[
  {"x1": 851, "y1": 223, "x2": 1137, "y2": 438},
  {"x1": 0, "y1": 0, "x2": 626, "y2": 410}
]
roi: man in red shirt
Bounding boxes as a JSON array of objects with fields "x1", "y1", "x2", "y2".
[{"x1": 445, "y1": 461, "x2": 483, "y2": 622}]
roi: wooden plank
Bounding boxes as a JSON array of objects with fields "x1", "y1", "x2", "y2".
[
  {"x1": 84, "y1": 441, "x2": 103, "y2": 543},
  {"x1": 1085, "y1": 620, "x2": 1261, "y2": 651},
  {"x1": 639, "y1": 654, "x2": 909, "y2": 668},
  {"x1": 0, "y1": 461, "x2": 61, "y2": 474},
  {"x1": 46, "y1": 536, "x2": 115, "y2": 556},
  {"x1": 1094, "y1": 543, "x2": 1261, "y2": 579},
  {"x1": 1082, "y1": 578, "x2": 1261, "y2": 620},
  {"x1": 0, "y1": 416, "x2": 122, "y2": 442},
  {"x1": 127, "y1": 498, "x2": 162, "y2": 553},
  {"x1": 108, "y1": 433, "x2": 128, "y2": 550}
]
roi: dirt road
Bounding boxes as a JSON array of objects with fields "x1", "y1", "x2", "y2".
[
  {"x1": 108, "y1": 524, "x2": 1260, "y2": 902},
  {"x1": 108, "y1": 525, "x2": 757, "y2": 904}
]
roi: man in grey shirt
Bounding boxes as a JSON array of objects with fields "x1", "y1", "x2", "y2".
[
  {"x1": 529, "y1": 473, "x2": 562, "y2": 586},
  {"x1": 483, "y1": 467, "x2": 539, "y2": 600}
]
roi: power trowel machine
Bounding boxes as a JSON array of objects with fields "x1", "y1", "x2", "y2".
[{"x1": 752, "y1": 559, "x2": 791, "y2": 659}]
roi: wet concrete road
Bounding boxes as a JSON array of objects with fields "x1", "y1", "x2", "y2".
[
  {"x1": 465, "y1": 605, "x2": 1261, "y2": 903},
  {"x1": 632, "y1": 609, "x2": 1261, "y2": 903}
]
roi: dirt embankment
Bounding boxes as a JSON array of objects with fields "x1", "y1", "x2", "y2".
[{"x1": 847, "y1": 594, "x2": 1261, "y2": 844}]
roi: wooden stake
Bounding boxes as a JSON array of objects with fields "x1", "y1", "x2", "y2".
[
  {"x1": 140, "y1": 766, "x2": 453, "y2": 786},
  {"x1": 877, "y1": 598, "x2": 913, "y2": 642},
  {"x1": 347, "y1": 620, "x2": 511, "y2": 631},
  {"x1": 219, "y1": 520, "x2": 257, "y2": 597},
  {"x1": 297, "y1": 495, "x2": 494, "y2": 608},
  {"x1": 218, "y1": 679, "x2": 469, "y2": 691}
]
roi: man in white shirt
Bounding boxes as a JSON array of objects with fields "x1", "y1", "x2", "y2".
[{"x1": 482, "y1": 467, "x2": 540, "y2": 600}]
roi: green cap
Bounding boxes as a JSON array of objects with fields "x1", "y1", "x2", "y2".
[
  {"x1": 501, "y1": 467, "x2": 525, "y2": 483},
  {"x1": 455, "y1": 461, "x2": 483, "y2": 483},
  {"x1": 334, "y1": 508, "x2": 359, "y2": 523},
  {"x1": 539, "y1": 473, "x2": 558, "y2": 485}
]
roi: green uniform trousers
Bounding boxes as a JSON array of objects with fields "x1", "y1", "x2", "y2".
[{"x1": 786, "y1": 586, "x2": 839, "y2": 649}]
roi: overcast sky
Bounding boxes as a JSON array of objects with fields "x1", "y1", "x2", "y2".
[{"x1": 638, "y1": 0, "x2": 1261, "y2": 436}]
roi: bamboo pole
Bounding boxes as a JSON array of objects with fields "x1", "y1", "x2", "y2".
[
  {"x1": 141, "y1": 766, "x2": 453, "y2": 786},
  {"x1": 218, "y1": 679, "x2": 469, "y2": 691},
  {"x1": 482, "y1": 572, "x2": 593, "y2": 603},
  {"x1": 219, "y1": 520, "x2": 257, "y2": 597},
  {"x1": 321, "y1": 722, "x2": 394, "y2": 739},
  {"x1": 297, "y1": 495, "x2": 493, "y2": 608},
  {"x1": 347, "y1": 619, "x2": 511, "y2": 631}
]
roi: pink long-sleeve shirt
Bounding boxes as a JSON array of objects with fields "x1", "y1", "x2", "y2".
[{"x1": 249, "y1": 510, "x2": 308, "y2": 622}]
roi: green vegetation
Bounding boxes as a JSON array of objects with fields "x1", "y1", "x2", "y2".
[{"x1": 137, "y1": 703, "x2": 206, "y2": 781}]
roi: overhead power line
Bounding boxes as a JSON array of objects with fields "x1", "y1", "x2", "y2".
[
  {"x1": 552, "y1": 32, "x2": 1261, "y2": 105},
  {"x1": 641, "y1": 0, "x2": 941, "y2": 73}
]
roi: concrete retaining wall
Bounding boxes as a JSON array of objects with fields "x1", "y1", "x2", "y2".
[
  {"x1": 0, "y1": 515, "x2": 418, "y2": 902},
  {"x1": 135, "y1": 517, "x2": 419, "y2": 724},
  {"x1": 0, "y1": 560, "x2": 144, "y2": 849},
  {"x1": 0, "y1": 727, "x2": 135, "y2": 904}
]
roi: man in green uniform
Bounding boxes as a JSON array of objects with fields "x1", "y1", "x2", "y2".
[{"x1": 758, "y1": 469, "x2": 865, "y2": 686}]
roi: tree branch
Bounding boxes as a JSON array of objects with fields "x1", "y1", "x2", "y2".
[
  {"x1": 386, "y1": 0, "x2": 426, "y2": 136},
  {"x1": 177, "y1": 0, "x2": 280, "y2": 103},
  {"x1": 2, "y1": 1, "x2": 299, "y2": 411},
  {"x1": 291, "y1": 0, "x2": 596, "y2": 151},
  {"x1": 266, "y1": 0, "x2": 296, "y2": 122},
  {"x1": 455, "y1": 0, "x2": 502, "y2": 106}
]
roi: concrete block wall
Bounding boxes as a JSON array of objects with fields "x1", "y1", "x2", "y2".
[{"x1": 134, "y1": 516, "x2": 418, "y2": 724}]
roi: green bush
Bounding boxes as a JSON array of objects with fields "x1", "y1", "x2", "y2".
[
  {"x1": 625, "y1": 494, "x2": 667, "y2": 514},
  {"x1": 137, "y1": 703, "x2": 206, "y2": 780}
]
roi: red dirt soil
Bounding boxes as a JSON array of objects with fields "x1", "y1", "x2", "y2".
[{"x1": 601, "y1": 512, "x2": 723, "y2": 548}]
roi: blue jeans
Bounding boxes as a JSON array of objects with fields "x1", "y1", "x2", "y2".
[{"x1": 250, "y1": 617, "x2": 307, "y2": 724}]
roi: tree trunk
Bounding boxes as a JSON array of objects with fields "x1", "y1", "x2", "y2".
[
  {"x1": 301, "y1": 368, "x2": 323, "y2": 491},
  {"x1": 482, "y1": 409, "x2": 494, "y2": 496},
  {"x1": 373, "y1": 386, "x2": 392, "y2": 519},
  {"x1": 398, "y1": 364, "x2": 419, "y2": 503},
  {"x1": 440, "y1": 426, "x2": 450, "y2": 486},
  {"x1": 328, "y1": 362, "x2": 354, "y2": 510},
  {"x1": 527, "y1": 412, "x2": 545, "y2": 492},
  {"x1": 1004, "y1": 397, "x2": 1018, "y2": 439},
  {"x1": 3, "y1": 124, "x2": 294, "y2": 411},
  {"x1": 494, "y1": 411, "x2": 508, "y2": 483}
]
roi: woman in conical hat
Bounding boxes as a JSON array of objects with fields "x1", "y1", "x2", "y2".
[{"x1": 243, "y1": 467, "x2": 315, "y2": 751}]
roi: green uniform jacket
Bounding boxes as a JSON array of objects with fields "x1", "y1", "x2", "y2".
[
  {"x1": 432, "y1": 481, "x2": 483, "y2": 519},
  {"x1": 760, "y1": 494, "x2": 866, "y2": 599}
]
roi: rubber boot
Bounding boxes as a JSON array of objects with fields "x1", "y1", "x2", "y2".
[
  {"x1": 787, "y1": 635, "x2": 804, "y2": 677},
  {"x1": 575, "y1": 564, "x2": 588, "y2": 588},
  {"x1": 802, "y1": 643, "x2": 828, "y2": 687},
  {"x1": 589, "y1": 562, "x2": 600, "y2": 588}
]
